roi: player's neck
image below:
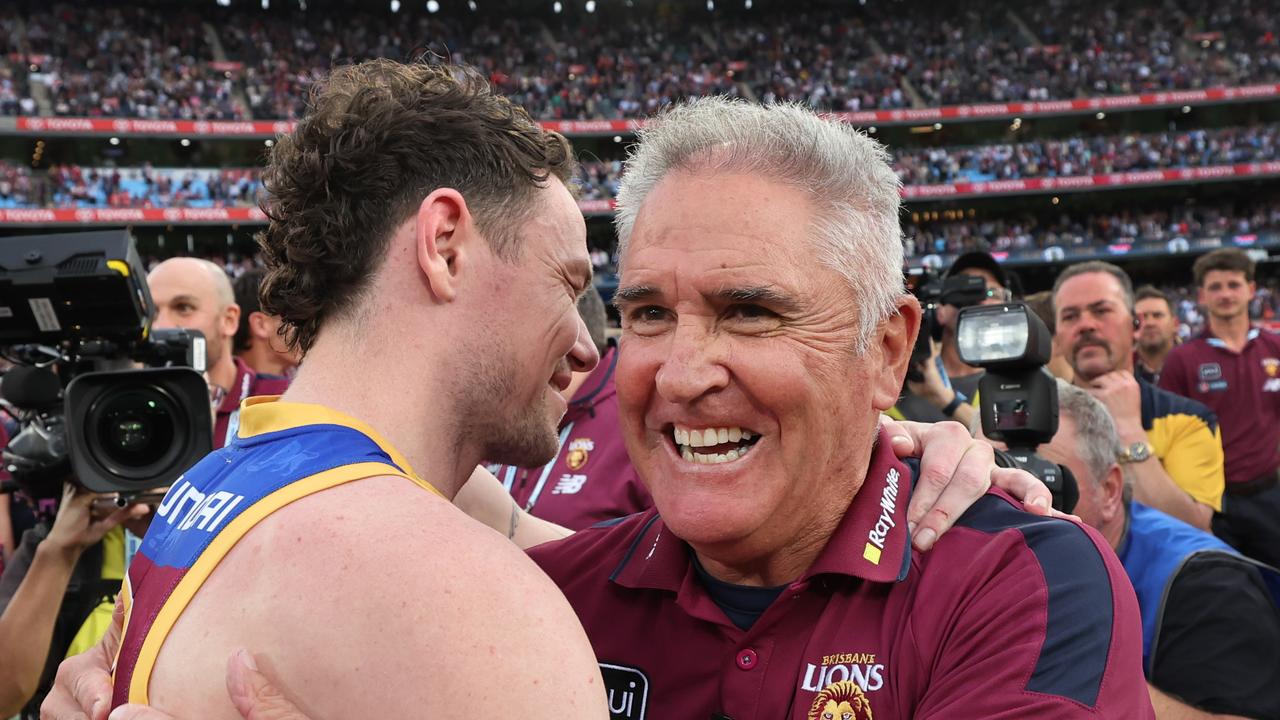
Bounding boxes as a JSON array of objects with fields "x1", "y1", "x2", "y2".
[
  {"x1": 1209, "y1": 313, "x2": 1251, "y2": 346},
  {"x1": 282, "y1": 334, "x2": 475, "y2": 500}
]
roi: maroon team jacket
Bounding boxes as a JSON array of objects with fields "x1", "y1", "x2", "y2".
[{"x1": 528, "y1": 428, "x2": 1154, "y2": 719}]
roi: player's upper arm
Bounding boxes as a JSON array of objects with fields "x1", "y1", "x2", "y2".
[{"x1": 149, "y1": 475, "x2": 606, "y2": 719}]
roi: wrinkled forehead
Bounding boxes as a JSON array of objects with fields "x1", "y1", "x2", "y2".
[{"x1": 619, "y1": 170, "x2": 820, "y2": 291}]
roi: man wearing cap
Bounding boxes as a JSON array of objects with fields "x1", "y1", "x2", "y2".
[{"x1": 896, "y1": 250, "x2": 1013, "y2": 425}]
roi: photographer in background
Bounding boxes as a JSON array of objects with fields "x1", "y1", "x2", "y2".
[
  {"x1": 897, "y1": 251, "x2": 1013, "y2": 426},
  {"x1": 0, "y1": 256, "x2": 289, "y2": 717}
]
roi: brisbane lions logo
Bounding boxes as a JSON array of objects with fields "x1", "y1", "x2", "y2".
[{"x1": 807, "y1": 680, "x2": 874, "y2": 720}]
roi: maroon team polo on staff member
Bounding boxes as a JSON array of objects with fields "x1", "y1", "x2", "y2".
[{"x1": 529, "y1": 428, "x2": 1152, "y2": 720}]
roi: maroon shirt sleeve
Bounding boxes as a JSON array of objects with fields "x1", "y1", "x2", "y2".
[
  {"x1": 1158, "y1": 344, "x2": 1191, "y2": 398},
  {"x1": 911, "y1": 495, "x2": 1153, "y2": 718}
]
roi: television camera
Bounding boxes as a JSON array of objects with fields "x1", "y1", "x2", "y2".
[
  {"x1": 0, "y1": 230, "x2": 213, "y2": 506},
  {"x1": 904, "y1": 269, "x2": 989, "y2": 383}
]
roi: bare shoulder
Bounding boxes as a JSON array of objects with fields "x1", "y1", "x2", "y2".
[{"x1": 148, "y1": 475, "x2": 605, "y2": 719}]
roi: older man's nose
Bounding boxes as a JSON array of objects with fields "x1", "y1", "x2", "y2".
[{"x1": 654, "y1": 323, "x2": 729, "y2": 404}]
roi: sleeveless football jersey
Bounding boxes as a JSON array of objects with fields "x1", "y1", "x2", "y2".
[{"x1": 111, "y1": 396, "x2": 441, "y2": 707}]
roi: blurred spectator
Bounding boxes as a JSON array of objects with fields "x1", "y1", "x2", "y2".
[
  {"x1": 0, "y1": 162, "x2": 261, "y2": 209},
  {"x1": 2, "y1": 0, "x2": 1277, "y2": 121}
]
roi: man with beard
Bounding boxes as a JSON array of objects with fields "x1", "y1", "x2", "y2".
[
  {"x1": 1028, "y1": 380, "x2": 1280, "y2": 719},
  {"x1": 46, "y1": 94, "x2": 1114, "y2": 720},
  {"x1": 1133, "y1": 286, "x2": 1179, "y2": 384},
  {"x1": 45, "y1": 67, "x2": 1050, "y2": 720},
  {"x1": 1053, "y1": 261, "x2": 1223, "y2": 531},
  {"x1": 1160, "y1": 249, "x2": 1280, "y2": 566}
]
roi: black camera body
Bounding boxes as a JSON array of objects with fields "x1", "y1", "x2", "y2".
[
  {"x1": 905, "y1": 270, "x2": 989, "y2": 383},
  {"x1": 0, "y1": 230, "x2": 213, "y2": 502},
  {"x1": 957, "y1": 302, "x2": 1079, "y2": 513}
]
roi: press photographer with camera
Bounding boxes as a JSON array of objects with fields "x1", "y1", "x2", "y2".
[
  {"x1": 895, "y1": 251, "x2": 1013, "y2": 426},
  {"x1": 0, "y1": 236, "x2": 287, "y2": 718}
]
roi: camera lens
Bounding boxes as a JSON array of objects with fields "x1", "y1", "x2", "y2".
[{"x1": 87, "y1": 385, "x2": 183, "y2": 479}]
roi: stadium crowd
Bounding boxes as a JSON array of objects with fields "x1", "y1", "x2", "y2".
[
  {"x1": 905, "y1": 199, "x2": 1280, "y2": 255},
  {"x1": 1, "y1": 0, "x2": 1278, "y2": 119},
  {"x1": 2, "y1": 17, "x2": 1280, "y2": 718},
  {"x1": 894, "y1": 123, "x2": 1280, "y2": 185},
  {"x1": 0, "y1": 162, "x2": 262, "y2": 209},
  {"x1": 4, "y1": 121, "x2": 1276, "y2": 212}
]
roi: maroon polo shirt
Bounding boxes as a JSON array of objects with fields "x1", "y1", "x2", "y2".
[
  {"x1": 212, "y1": 357, "x2": 291, "y2": 448},
  {"x1": 1159, "y1": 328, "x2": 1280, "y2": 485},
  {"x1": 491, "y1": 347, "x2": 652, "y2": 531},
  {"x1": 529, "y1": 428, "x2": 1152, "y2": 719}
]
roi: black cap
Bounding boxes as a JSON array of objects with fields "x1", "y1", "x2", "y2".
[{"x1": 946, "y1": 250, "x2": 1010, "y2": 291}]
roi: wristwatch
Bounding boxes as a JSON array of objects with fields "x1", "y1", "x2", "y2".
[{"x1": 1117, "y1": 441, "x2": 1153, "y2": 464}]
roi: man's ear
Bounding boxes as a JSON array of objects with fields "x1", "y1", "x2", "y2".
[
  {"x1": 416, "y1": 189, "x2": 476, "y2": 303},
  {"x1": 248, "y1": 311, "x2": 273, "y2": 340},
  {"x1": 1099, "y1": 463, "x2": 1126, "y2": 524},
  {"x1": 221, "y1": 302, "x2": 241, "y2": 344},
  {"x1": 872, "y1": 295, "x2": 922, "y2": 411}
]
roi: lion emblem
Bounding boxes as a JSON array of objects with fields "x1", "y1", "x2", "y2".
[
  {"x1": 807, "y1": 680, "x2": 873, "y2": 720},
  {"x1": 1264, "y1": 358, "x2": 1280, "y2": 378}
]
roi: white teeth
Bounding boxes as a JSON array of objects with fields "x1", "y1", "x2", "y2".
[
  {"x1": 742, "y1": 430, "x2": 754, "y2": 440},
  {"x1": 717, "y1": 428, "x2": 729, "y2": 444},
  {"x1": 693, "y1": 452, "x2": 710, "y2": 464},
  {"x1": 726, "y1": 448, "x2": 739, "y2": 461},
  {"x1": 682, "y1": 448, "x2": 694, "y2": 462},
  {"x1": 728, "y1": 427, "x2": 742, "y2": 442},
  {"x1": 689, "y1": 429, "x2": 704, "y2": 447},
  {"x1": 674, "y1": 428, "x2": 689, "y2": 446}
]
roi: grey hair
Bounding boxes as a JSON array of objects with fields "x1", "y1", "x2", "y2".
[
  {"x1": 1054, "y1": 379, "x2": 1132, "y2": 503},
  {"x1": 613, "y1": 96, "x2": 905, "y2": 354}
]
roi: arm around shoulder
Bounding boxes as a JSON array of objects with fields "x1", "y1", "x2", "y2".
[{"x1": 147, "y1": 476, "x2": 606, "y2": 720}]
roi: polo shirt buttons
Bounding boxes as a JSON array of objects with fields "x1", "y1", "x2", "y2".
[{"x1": 736, "y1": 648, "x2": 758, "y2": 670}]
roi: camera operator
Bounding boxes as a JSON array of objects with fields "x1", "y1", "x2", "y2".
[
  {"x1": 0, "y1": 256, "x2": 289, "y2": 717},
  {"x1": 1053, "y1": 261, "x2": 1223, "y2": 531},
  {"x1": 148, "y1": 258, "x2": 290, "y2": 443},
  {"x1": 898, "y1": 251, "x2": 1013, "y2": 425},
  {"x1": 1038, "y1": 380, "x2": 1280, "y2": 719}
]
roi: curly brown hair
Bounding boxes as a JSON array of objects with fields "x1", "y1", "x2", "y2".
[{"x1": 257, "y1": 59, "x2": 576, "y2": 354}]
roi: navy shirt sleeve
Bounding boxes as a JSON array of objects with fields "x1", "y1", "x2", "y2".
[{"x1": 1152, "y1": 555, "x2": 1280, "y2": 718}]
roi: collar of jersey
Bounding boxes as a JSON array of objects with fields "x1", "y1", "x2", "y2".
[
  {"x1": 1204, "y1": 327, "x2": 1261, "y2": 348},
  {"x1": 236, "y1": 396, "x2": 425, "y2": 484}
]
